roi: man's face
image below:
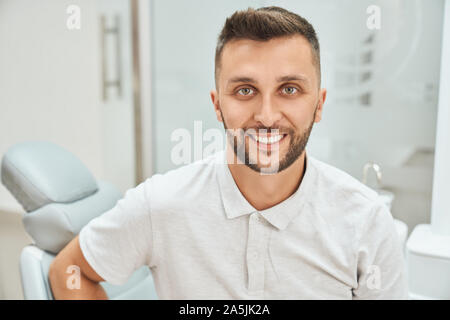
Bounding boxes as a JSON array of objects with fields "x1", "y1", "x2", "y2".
[{"x1": 210, "y1": 35, "x2": 326, "y2": 174}]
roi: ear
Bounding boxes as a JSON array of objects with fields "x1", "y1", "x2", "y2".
[
  {"x1": 314, "y1": 88, "x2": 327, "y2": 123},
  {"x1": 210, "y1": 89, "x2": 223, "y2": 123}
]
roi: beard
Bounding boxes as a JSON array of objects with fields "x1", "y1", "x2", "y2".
[{"x1": 220, "y1": 108, "x2": 316, "y2": 174}]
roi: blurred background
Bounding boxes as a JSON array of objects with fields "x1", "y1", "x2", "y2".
[{"x1": 0, "y1": 0, "x2": 446, "y2": 299}]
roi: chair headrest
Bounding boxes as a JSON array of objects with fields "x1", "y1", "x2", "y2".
[
  {"x1": 1, "y1": 140, "x2": 98, "y2": 212},
  {"x1": 1, "y1": 141, "x2": 123, "y2": 253}
]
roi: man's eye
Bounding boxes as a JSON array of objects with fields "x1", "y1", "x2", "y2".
[
  {"x1": 282, "y1": 87, "x2": 298, "y2": 95},
  {"x1": 237, "y1": 88, "x2": 254, "y2": 96}
]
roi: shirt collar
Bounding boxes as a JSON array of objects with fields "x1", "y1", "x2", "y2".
[{"x1": 216, "y1": 148, "x2": 316, "y2": 230}]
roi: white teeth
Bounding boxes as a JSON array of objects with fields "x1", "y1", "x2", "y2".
[{"x1": 253, "y1": 134, "x2": 283, "y2": 144}]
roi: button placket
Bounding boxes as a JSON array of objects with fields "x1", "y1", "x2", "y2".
[{"x1": 246, "y1": 213, "x2": 268, "y2": 296}]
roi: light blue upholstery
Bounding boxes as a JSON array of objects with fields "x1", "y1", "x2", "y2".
[
  {"x1": 22, "y1": 180, "x2": 123, "y2": 254},
  {"x1": 1, "y1": 141, "x2": 98, "y2": 212},
  {"x1": 1, "y1": 140, "x2": 158, "y2": 300},
  {"x1": 19, "y1": 245, "x2": 157, "y2": 300}
]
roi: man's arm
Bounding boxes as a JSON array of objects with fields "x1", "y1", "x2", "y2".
[
  {"x1": 49, "y1": 179, "x2": 154, "y2": 299},
  {"x1": 48, "y1": 235, "x2": 108, "y2": 300}
]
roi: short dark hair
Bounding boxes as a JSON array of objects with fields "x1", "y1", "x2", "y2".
[{"x1": 215, "y1": 6, "x2": 321, "y2": 88}]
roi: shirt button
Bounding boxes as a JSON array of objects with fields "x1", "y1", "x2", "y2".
[{"x1": 253, "y1": 251, "x2": 259, "y2": 259}]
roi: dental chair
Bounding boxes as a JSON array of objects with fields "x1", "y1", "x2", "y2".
[{"x1": 1, "y1": 141, "x2": 158, "y2": 300}]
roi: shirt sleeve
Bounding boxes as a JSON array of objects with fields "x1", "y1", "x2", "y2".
[
  {"x1": 352, "y1": 201, "x2": 409, "y2": 300},
  {"x1": 78, "y1": 179, "x2": 153, "y2": 286}
]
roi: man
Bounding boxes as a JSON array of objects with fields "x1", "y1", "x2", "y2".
[{"x1": 49, "y1": 6, "x2": 407, "y2": 299}]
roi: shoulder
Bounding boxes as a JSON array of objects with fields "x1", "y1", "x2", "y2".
[
  {"x1": 307, "y1": 155, "x2": 386, "y2": 227},
  {"x1": 144, "y1": 150, "x2": 222, "y2": 206},
  {"x1": 309, "y1": 155, "x2": 379, "y2": 204},
  {"x1": 307, "y1": 155, "x2": 395, "y2": 247}
]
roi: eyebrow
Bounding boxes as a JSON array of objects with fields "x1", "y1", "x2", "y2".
[
  {"x1": 227, "y1": 76, "x2": 256, "y2": 84},
  {"x1": 227, "y1": 74, "x2": 310, "y2": 86},
  {"x1": 276, "y1": 74, "x2": 309, "y2": 83}
]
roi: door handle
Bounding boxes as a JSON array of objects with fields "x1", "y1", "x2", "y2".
[{"x1": 100, "y1": 14, "x2": 122, "y2": 101}]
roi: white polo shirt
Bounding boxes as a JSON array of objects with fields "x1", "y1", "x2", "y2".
[{"x1": 79, "y1": 149, "x2": 408, "y2": 299}]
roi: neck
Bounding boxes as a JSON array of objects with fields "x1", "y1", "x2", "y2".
[{"x1": 227, "y1": 148, "x2": 306, "y2": 211}]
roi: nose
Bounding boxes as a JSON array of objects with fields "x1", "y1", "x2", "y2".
[{"x1": 253, "y1": 94, "x2": 282, "y2": 128}]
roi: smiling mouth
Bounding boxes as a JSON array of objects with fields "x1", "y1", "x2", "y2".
[{"x1": 246, "y1": 133, "x2": 288, "y2": 151}]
